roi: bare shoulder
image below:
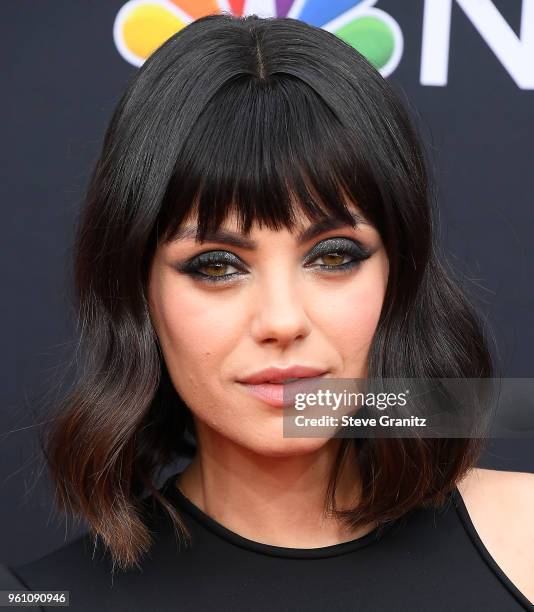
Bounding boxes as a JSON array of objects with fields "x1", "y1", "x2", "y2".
[
  {"x1": 457, "y1": 467, "x2": 534, "y2": 605},
  {"x1": 457, "y1": 467, "x2": 534, "y2": 518}
]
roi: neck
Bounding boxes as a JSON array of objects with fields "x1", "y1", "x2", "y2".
[{"x1": 175, "y1": 423, "x2": 374, "y2": 548}]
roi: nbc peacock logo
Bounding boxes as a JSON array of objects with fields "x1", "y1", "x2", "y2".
[{"x1": 113, "y1": 0, "x2": 403, "y2": 77}]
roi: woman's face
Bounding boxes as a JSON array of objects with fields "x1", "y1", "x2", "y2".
[{"x1": 148, "y1": 206, "x2": 389, "y2": 456}]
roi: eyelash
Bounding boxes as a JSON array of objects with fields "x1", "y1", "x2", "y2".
[{"x1": 177, "y1": 238, "x2": 372, "y2": 285}]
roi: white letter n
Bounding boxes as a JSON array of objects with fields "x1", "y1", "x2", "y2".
[{"x1": 421, "y1": 0, "x2": 534, "y2": 89}]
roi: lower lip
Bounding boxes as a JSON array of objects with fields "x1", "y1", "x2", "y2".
[{"x1": 237, "y1": 375, "x2": 327, "y2": 408}]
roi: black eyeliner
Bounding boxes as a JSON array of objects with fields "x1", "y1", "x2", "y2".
[
  {"x1": 176, "y1": 236, "x2": 372, "y2": 284},
  {"x1": 303, "y1": 237, "x2": 371, "y2": 265}
]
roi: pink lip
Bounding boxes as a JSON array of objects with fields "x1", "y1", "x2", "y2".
[
  {"x1": 237, "y1": 365, "x2": 329, "y2": 385},
  {"x1": 237, "y1": 382, "x2": 292, "y2": 407},
  {"x1": 237, "y1": 366, "x2": 329, "y2": 408}
]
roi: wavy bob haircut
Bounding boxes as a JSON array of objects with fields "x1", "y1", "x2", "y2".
[{"x1": 43, "y1": 13, "x2": 494, "y2": 570}]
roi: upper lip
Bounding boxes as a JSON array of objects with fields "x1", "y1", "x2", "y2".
[{"x1": 237, "y1": 365, "x2": 329, "y2": 385}]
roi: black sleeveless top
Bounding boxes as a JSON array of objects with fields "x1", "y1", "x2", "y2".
[{"x1": 5, "y1": 471, "x2": 533, "y2": 611}]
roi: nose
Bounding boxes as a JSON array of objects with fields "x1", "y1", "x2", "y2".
[{"x1": 250, "y1": 271, "x2": 312, "y2": 347}]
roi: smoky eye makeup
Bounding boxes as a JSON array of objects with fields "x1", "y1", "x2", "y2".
[
  {"x1": 174, "y1": 236, "x2": 374, "y2": 284},
  {"x1": 303, "y1": 237, "x2": 371, "y2": 269},
  {"x1": 177, "y1": 250, "x2": 244, "y2": 283}
]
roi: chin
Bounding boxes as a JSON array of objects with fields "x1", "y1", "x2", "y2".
[{"x1": 239, "y1": 434, "x2": 333, "y2": 458}]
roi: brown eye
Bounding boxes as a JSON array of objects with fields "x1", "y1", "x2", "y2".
[
  {"x1": 304, "y1": 238, "x2": 372, "y2": 273},
  {"x1": 199, "y1": 263, "x2": 234, "y2": 277},
  {"x1": 178, "y1": 251, "x2": 245, "y2": 284},
  {"x1": 318, "y1": 253, "x2": 350, "y2": 266}
]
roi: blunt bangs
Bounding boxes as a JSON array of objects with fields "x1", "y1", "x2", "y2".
[{"x1": 158, "y1": 72, "x2": 383, "y2": 245}]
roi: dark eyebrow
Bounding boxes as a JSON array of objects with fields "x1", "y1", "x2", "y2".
[{"x1": 169, "y1": 213, "x2": 370, "y2": 250}]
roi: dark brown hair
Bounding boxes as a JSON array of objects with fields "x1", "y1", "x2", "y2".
[{"x1": 42, "y1": 14, "x2": 494, "y2": 571}]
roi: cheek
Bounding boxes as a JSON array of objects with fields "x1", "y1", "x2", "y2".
[
  {"x1": 315, "y1": 255, "x2": 387, "y2": 360},
  {"x1": 151, "y1": 277, "x2": 243, "y2": 379},
  {"x1": 149, "y1": 278, "x2": 242, "y2": 426},
  {"x1": 151, "y1": 269, "x2": 252, "y2": 401},
  {"x1": 320, "y1": 257, "x2": 387, "y2": 334}
]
